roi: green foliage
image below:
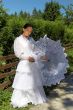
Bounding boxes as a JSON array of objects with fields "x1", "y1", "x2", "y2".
[
  {"x1": 0, "y1": 90, "x2": 33, "y2": 110},
  {"x1": 43, "y1": 1, "x2": 61, "y2": 21},
  {"x1": 7, "y1": 16, "x2": 26, "y2": 37},
  {"x1": 44, "y1": 20, "x2": 65, "y2": 41},
  {"x1": 19, "y1": 10, "x2": 30, "y2": 19},
  {"x1": 0, "y1": 16, "x2": 26, "y2": 55},
  {"x1": 26, "y1": 19, "x2": 65, "y2": 41},
  {"x1": 32, "y1": 8, "x2": 43, "y2": 19},
  {"x1": 66, "y1": 48, "x2": 73, "y2": 73},
  {"x1": 63, "y1": 27, "x2": 73, "y2": 44},
  {"x1": 0, "y1": 26, "x2": 14, "y2": 55},
  {"x1": 63, "y1": 4, "x2": 73, "y2": 25},
  {"x1": 0, "y1": 5, "x2": 8, "y2": 29},
  {"x1": 0, "y1": 2, "x2": 73, "y2": 55},
  {"x1": 28, "y1": 19, "x2": 46, "y2": 40}
]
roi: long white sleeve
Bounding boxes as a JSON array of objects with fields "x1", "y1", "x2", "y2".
[
  {"x1": 13, "y1": 37, "x2": 45, "y2": 61},
  {"x1": 13, "y1": 37, "x2": 29, "y2": 60}
]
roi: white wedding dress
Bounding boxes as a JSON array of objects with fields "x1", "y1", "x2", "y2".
[
  {"x1": 10, "y1": 34, "x2": 69, "y2": 108},
  {"x1": 10, "y1": 35, "x2": 48, "y2": 108}
]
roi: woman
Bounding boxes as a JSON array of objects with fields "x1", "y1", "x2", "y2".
[{"x1": 10, "y1": 23, "x2": 48, "y2": 108}]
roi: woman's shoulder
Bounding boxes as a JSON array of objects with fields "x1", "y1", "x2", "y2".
[
  {"x1": 14, "y1": 35, "x2": 22, "y2": 41},
  {"x1": 13, "y1": 36, "x2": 22, "y2": 48},
  {"x1": 14, "y1": 35, "x2": 28, "y2": 48},
  {"x1": 14, "y1": 35, "x2": 25, "y2": 43}
]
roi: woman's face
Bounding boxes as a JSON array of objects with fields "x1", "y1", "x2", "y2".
[{"x1": 23, "y1": 27, "x2": 33, "y2": 38}]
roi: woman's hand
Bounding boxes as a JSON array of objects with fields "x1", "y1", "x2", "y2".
[
  {"x1": 40, "y1": 55, "x2": 49, "y2": 61},
  {"x1": 28, "y1": 56, "x2": 35, "y2": 62}
]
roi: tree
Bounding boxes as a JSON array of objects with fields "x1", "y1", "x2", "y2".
[
  {"x1": 0, "y1": 5, "x2": 8, "y2": 29},
  {"x1": 14, "y1": 12, "x2": 17, "y2": 16},
  {"x1": 32, "y1": 8, "x2": 43, "y2": 18},
  {"x1": 62, "y1": 4, "x2": 73, "y2": 25},
  {"x1": 43, "y1": 1, "x2": 61, "y2": 21},
  {"x1": 19, "y1": 10, "x2": 30, "y2": 18}
]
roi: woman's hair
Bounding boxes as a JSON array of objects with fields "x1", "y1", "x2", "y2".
[{"x1": 23, "y1": 23, "x2": 33, "y2": 29}]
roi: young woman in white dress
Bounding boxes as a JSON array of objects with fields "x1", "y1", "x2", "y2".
[{"x1": 10, "y1": 23, "x2": 48, "y2": 108}]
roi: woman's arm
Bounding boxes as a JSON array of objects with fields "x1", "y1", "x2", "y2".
[{"x1": 13, "y1": 37, "x2": 35, "y2": 62}]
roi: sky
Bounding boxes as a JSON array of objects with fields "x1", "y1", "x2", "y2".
[{"x1": 2, "y1": 0, "x2": 73, "y2": 14}]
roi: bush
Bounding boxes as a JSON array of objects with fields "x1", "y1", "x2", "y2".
[
  {"x1": 0, "y1": 16, "x2": 26, "y2": 55},
  {"x1": 43, "y1": 20, "x2": 65, "y2": 41},
  {"x1": 28, "y1": 18, "x2": 46, "y2": 40},
  {"x1": 0, "y1": 16, "x2": 73, "y2": 55},
  {"x1": 63, "y1": 27, "x2": 73, "y2": 44}
]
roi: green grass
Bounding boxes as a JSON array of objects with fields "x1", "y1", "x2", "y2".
[
  {"x1": 0, "y1": 90, "x2": 34, "y2": 110},
  {"x1": 66, "y1": 48, "x2": 73, "y2": 73},
  {"x1": 66, "y1": 48, "x2": 73, "y2": 57}
]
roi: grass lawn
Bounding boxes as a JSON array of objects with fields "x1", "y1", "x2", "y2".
[{"x1": 0, "y1": 90, "x2": 34, "y2": 110}]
